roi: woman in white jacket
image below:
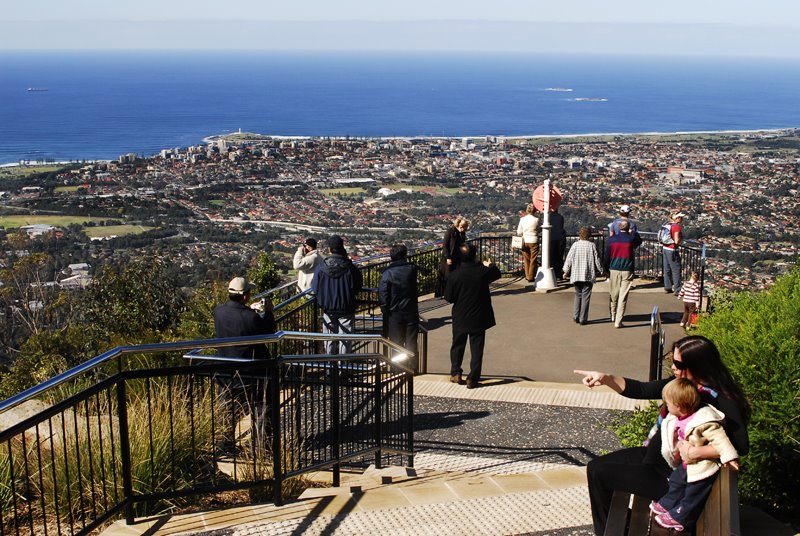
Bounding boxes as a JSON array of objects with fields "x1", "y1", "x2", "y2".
[{"x1": 516, "y1": 204, "x2": 540, "y2": 283}]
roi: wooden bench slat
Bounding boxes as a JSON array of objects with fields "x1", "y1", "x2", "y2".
[
  {"x1": 606, "y1": 466, "x2": 739, "y2": 536},
  {"x1": 604, "y1": 491, "x2": 632, "y2": 536},
  {"x1": 628, "y1": 494, "x2": 652, "y2": 534}
]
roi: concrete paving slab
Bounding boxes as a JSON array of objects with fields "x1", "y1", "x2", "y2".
[{"x1": 421, "y1": 277, "x2": 688, "y2": 383}]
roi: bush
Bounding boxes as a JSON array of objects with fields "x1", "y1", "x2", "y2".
[
  {"x1": 610, "y1": 264, "x2": 800, "y2": 520},
  {"x1": 610, "y1": 401, "x2": 660, "y2": 448},
  {"x1": 695, "y1": 264, "x2": 800, "y2": 518}
]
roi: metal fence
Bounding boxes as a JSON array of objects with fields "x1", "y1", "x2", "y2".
[{"x1": 0, "y1": 333, "x2": 413, "y2": 535}]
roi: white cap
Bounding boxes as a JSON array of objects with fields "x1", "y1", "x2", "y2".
[
  {"x1": 673, "y1": 211, "x2": 687, "y2": 219},
  {"x1": 619, "y1": 205, "x2": 631, "y2": 213},
  {"x1": 228, "y1": 276, "x2": 256, "y2": 295}
]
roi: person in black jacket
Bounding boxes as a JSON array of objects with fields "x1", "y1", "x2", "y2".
[
  {"x1": 574, "y1": 336, "x2": 750, "y2": 536},
  {"x1": 312, "y1": 235, "x2": 364, "y2": 355},
  {"x1": 213, "y1": 276, "x2": 276, "y2": 359},
  {"x1": 435, "y1": 217, "x2": 468, "y2": 297},
  {"x1": 444, "y1": 243, "x2": 502, "y2": 389},
  {"x1": 378, "y1": 244, "x2": 419, "y2": 366}
]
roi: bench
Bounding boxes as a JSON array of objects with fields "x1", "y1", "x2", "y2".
[{"x1": 604, "y1": 465, "x2": 740, "y2": 535}]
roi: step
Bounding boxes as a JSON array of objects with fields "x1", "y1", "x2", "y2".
[{"x1": 101, "y1": 454, "x2": 592, "y2": 536}]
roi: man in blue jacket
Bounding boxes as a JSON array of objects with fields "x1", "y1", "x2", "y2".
[
  {"x1": 312, "y1": 235, "x2": 364, "y2": 355},
  {"x1": 444, "y1": 243, "x2": 501, "y2": 389},
  {"x1": 379, "y1": 244, "x2": 419, "y2": 367},
  {"x1": 604, "y1": 220, "x2": 642, "y2": 328}
]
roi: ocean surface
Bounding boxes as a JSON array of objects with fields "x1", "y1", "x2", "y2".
[{"x1": 2, "y1": 51, "x2": 800, "y2": 164}]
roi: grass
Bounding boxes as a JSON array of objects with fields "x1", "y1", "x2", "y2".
[
  {"x1": 0, "y1": 374, "x2": 315, "y2": 533},
  {"x1": 0, "y1": 165, "x2": 63, "y2": 180},
  {"x1": 83, "y1": 225, "x2": 155, "y2": 238},
  {"x1": 0, "y1": 215, "x2": 108, "y2": 228},
  {"x1": 209, "y1": 200, "x2": 226, "y2": 206},
  {"x1": 54, "y1": 186, "x2": 81, "y2": 193},
  {"x1": 381, "y1": 184, "x2": 462, "y2": 195},
  {"x1": 319, "y1": 187, "x2": 366, "y2": 196}
]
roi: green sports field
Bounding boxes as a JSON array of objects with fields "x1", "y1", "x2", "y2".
[{"x1": 0, "y1": 215, "x2": 108, "y2": 228}]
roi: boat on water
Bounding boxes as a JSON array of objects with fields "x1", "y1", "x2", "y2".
[
  {"x1": 544, "y1": 87, "x2": 573, "y2": 92},
  {"x1": 574, "y1": 97, "x2": 608, "y2": 102},
  {"x1": 27, "y1": 87, "x2": 48, "y2": 92}
]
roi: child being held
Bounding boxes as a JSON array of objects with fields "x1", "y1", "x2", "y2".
[{"x1": 651, "y1": 378, "x2": 739, "y2": 532}]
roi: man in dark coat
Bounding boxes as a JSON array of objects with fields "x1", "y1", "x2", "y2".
[
  {"x1": 378, "y1": 244, "x2": 419, "y2": 367},
  {"x1": 312, "y1": 235, "x2": 364, "y2": 354},
  {"x1": 444, "y1": 243, "x2": 502, "y2": 388},
  {"x1": 213, "y1": 276, "x2": 276, "y2": 359}
]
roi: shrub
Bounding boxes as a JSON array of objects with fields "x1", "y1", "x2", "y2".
[
  {"x1": 695, "y1": 264, "x2": 800, "y2": 518},
  {"x1": 609, "y1": 401, "x2": 660, "y2": 448},
  {"x1": 610, "y1": 264, "x2": 800, "y2": 519}
]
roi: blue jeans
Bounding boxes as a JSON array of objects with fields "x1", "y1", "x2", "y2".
[
  {"x1": 322, "y1": 313, "x2": 354, "y2": 354},
  {"x1": 663, "y1": 248, "x2": 682, "y2": 293},
  {"x1": 658, "y1": 463, "x2": 715, "y2": 527}
]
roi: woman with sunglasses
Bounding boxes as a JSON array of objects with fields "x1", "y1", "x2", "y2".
[{"x1": 574, "y1": 335, "x2": 750, "y2": 536}]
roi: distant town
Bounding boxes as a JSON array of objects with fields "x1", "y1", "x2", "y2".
[{"x1": 1, "y1": 129, "x2": 798, "y2": 294}]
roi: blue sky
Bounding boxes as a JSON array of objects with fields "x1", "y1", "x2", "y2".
[{"x1": 2, "y1": 0, "x2": 800, "y2": 56}]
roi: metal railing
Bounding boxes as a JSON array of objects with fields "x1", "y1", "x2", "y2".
[
  {"x1": 649, "y1": 306, "x2": 666, "y2": 381},
  {"x1": 0, "y1": 332, "x2": 413, "y2": 535}
]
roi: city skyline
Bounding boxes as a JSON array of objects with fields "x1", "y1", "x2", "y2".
[{"x1": 2, "y1": 0, "x2": 800, "y2": 56}]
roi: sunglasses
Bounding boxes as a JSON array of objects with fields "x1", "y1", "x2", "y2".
[{"x1": 664, "y1": 353, "x2": 689, "y2": 370}]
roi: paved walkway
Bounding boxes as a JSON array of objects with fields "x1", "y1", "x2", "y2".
[
  {"x1": 420, "y1": 276, "x2": 688, "y2": 383},
  {"x1": 102, "y1": 279, "x2": 798, "y2": 536}
]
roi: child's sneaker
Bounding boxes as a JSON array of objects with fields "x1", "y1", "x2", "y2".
[
  {"x1": 649, "y1": 501, "x2": 668, "y2": 515},
  {"x1": 655, "y1": 511, "x2": 685, "y2": 532}
]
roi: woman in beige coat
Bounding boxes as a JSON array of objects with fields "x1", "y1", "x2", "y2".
[{"x1": 516, "y1": 204, "x2": 540, "y2": 283}]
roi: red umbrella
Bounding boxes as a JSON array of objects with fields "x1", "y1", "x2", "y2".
[{"x1": 532, "y1": 184, "x2": 563, "y2": 212}]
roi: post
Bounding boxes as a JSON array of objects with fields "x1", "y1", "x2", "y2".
[
  {"x1": 536, "y1": 179, "x2": 557, "y2": 291},
  {"x1": 116, "y1": 379, "x2": 135, "y2": 524},
  {"x1": 649, "y1": 306, "x2": 664, "y2": 381},
  {"x1": 331, "y1": 360, "x2": 341, "y2": 487},
  {"x1": 270, "y1": 360, "x2": 283, "y2": 506},
  {"x1": 374, "y1": 358, "x2": 383, "y2": 469}
]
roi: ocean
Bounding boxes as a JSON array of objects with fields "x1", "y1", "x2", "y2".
[{"x1": 2, "y1": 50, "x2": 800, "y2": 164}]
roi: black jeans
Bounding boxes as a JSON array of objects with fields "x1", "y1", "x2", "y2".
[
  {"x1": 587, "y1": 447, "x2": 670, "y2": 535},
  {"x1": 449, "y1": 329, "x2": 486, "y2": 382}
]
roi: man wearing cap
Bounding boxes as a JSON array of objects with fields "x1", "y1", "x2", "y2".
[
  {"x1": 213, "y1": 276, "x2": 276, "y2": 359},
  {"x1": 605, "y1": 219, "x2": 641, "y2": 328},
  {"x1": 663, "y1": 212, "x2": 685, "y2": 294},
  {"x1": 293, "y1": 237, "x2": 323, "y2": 292},
  {"x1": 608, "y1": 205, "x2": 638, "y2": 237},
  {"x1": 312, "y1": 235, "x2": 364, "y2": 355}
]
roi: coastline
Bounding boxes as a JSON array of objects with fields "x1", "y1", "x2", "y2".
[
  {"x1": 206, "y1": 126, "x2": 797, "y2": 143},
  {"x1": 3, "y1": 127, "x2": 797, "y2": 167}
]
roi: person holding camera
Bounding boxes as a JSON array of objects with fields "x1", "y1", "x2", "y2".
[
  {"x1": 293, "y1": 237, "x2": 323, "y2": 292},
  {"x1": 213, "y1": 276, "x2": 276, "y2": 359}
]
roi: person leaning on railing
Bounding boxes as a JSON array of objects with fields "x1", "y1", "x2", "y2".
[
  {"x1": 573, "y1": 336, "x2": 750, "y2": 536},
  {"x1": 435, "y1": 217, "x2": 468, "y2": 297},
  {"x1": 213, "y1": 276, "x2": 276, "y2": 359},
  {"x1": 378, "y1": 244, "x2": 420, "y2": 365},
  {"x1": 516, "y1": 204, "x2": 541, "y2": 284}
]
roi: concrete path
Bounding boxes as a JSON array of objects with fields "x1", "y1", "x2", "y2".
[{"x1": 420, "y1": 277, "x2": 688, "y2": 383}]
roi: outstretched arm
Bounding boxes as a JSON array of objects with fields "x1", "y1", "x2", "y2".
[{"x1": 573, "y1": 370, "x2": 626, "y2": 393}]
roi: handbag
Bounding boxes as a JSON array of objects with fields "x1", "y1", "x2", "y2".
[{"x1": 511, "y1": 235, "x2": 524, "y2": 249}]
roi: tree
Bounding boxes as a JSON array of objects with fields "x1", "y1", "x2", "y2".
[
  {"x1": 248, "y1": 251, "x2": 282, "y2": 293},
  {"x1": 77, "y1": 256, "x2": 186, "y2": 340}
]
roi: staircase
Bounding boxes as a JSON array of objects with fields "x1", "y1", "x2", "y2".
[{"x1": 103, "y1": 452, "x2": 594, "y2": 536}]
